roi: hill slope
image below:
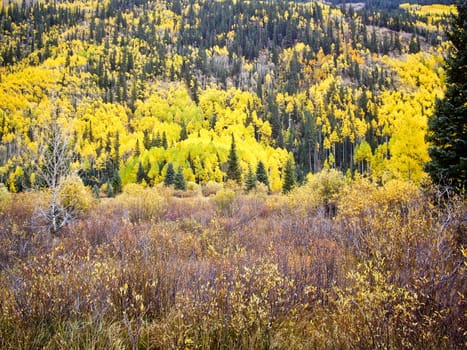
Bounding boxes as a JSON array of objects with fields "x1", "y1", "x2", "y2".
[{"x1": 0, "y1": 0, "x2": 455, "y2": 192}]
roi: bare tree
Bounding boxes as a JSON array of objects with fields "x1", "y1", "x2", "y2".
[{"x1": 33, "y1": 116, "x2": 73, "y2": 234}]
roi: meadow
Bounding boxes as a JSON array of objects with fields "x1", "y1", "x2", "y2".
[{"x1": 0, "y1": 174, "x2": 465, "y2": 349}]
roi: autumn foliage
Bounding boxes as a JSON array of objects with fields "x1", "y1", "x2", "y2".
[{"x1": 0, "y1": 180, "x2": 464, "y2": 349}]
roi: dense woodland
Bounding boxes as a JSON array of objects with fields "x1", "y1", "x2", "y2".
[
  {"x1": 0, "y1": 0, "x2": 466, "y2": 349},
  {"x1": 0, "y1": 0, "x2": 457, "y2": 192}
]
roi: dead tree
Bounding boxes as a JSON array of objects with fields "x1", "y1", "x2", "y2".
[{"x1": 33, "y1": 117, "x2": 73, "y2": 234}]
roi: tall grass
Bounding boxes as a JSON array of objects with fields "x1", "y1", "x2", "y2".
[{"x1": 0, "y1": 181, "x2": 465, "y2": 349}]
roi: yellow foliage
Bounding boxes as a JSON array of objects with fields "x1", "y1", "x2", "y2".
[{"x1": 58, "y1": 175, "x2": 95, "y2": 216}]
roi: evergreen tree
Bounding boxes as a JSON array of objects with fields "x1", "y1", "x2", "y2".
[
  {"x1": 282, "y1": 158, "x2": 296, "y2": 194},
  {"x1": 92, "y1": 184, "x2": 100, "y2": 198},
  {"x1": 114, "y1": 132, "x2": 120, "y2": 167},
  {"x1": 164, "y1": 162, "x2": 175, "y2": 186},
  {"x1": 143, "y1": 129, "x2": 151, "y2": 150},
  {"x1": 136, "y1": 161, "x2": 146, "y2": 184},
  {"x1": 174, "y1": 166, "x2": 187, "y2": 190},
  {"x1": 426, "y1": 3, "x2": 467, "y2": 193},
  {"x1": 245, "y1": 164, "x2": 257, "y2": 192},
  {"x1": 226, "y1": 134, "x2": 242, "y2": 184},
  {"x1": 256, "y1": 160, "x2": 269, "y2": 188},
  {"x1": 112, "y1": 169, "x2": 123, "y2": 194},
  {"x1": 162, "y1": 131, "x2": 168, "y2": 149},
  {"x1": 134, "y1": 138, "x2": 141, "y2": 157},
  {"x1": 106, "y1": 182, "x2": 114, "y2": 198},
  {"x1": 408, "y1": 34, "x2": 420, "y2": 54},
  {"x1": 180, "y1": 122, "x2": 188, "y2": 140}
]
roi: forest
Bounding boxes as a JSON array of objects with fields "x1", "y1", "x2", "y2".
[
  {"x1": 0, "y1": 0, "x2": 465, "y2": 349},
  {"x1": 0, "y1": 0, "x2": 457, "y2": 191}
]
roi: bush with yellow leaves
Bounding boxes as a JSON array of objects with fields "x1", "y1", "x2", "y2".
[
  {"x1": 116, "y1": 183, "x2": 168, "y2": 223},
  {"x1": 58, "y1": 175, "x2": 95, "y2": 217},
  {"x1": 287, "y1": 168, "x2": 345, "y2": 216}
]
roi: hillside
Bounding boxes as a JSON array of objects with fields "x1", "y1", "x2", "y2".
[
  {"x1": 0, "y1": 1, "x2": 466, "y2": 349},
  {"x1": 0, "y1": 0, "x2": 455, "y2": 192}
]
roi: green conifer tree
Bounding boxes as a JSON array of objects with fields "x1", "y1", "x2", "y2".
[
  {"x1": 256, "y1": 160, "x2": 269, "y2": 188},
  {"x1": 114, "y1": 132, "x2": 120, "y2": 167},
  {"x1": 143, "y1": 129, "x2": 151, "y2": 150},
  {"x1": 282, "y1": 158, "x2": 296, "y2": 193},
  {"x1": 426, "y1": 3, "x2": 467, "y2": 193},
  {"x1": 227, "y1": 134, "x2": 242, "y2": 184},
  {"x1": 162, "y1": 131, "x2": 168, "y2": 149},
  {"x1": 106, "y1": 182, "x2": 114, "y2": 198},
  {"x1": 164, "y1": 162, "x2": 175, "y2": 186},
  {"x1": 245, "y1": 164, "x2": 257, "y2": 192},
  {"x1": 92, "y1": 184, "x2": 100, "y2": 198},
  {"x1": 136, "y1": 161, "x2": 146, "y2": 184},
  {"x1": 112, "y1": 169, "x2": 123, "y2": 194},
  {"x1": 174, "y1": 166, "x2": 187, "y2": 190},
  {"x1": 135, "y1": 138, "x2": 141, "y2": 158},
  {"x1": 180, "y1": 122, "x2": 188, "y2": 140}
]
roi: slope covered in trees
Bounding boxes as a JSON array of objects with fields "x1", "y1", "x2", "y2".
[
  {"x1": 0, "y1": 0, "x2": 456, "y2": 192},
  {"x1": 0, "y1": 1, "x2": 465, "y2": 348}
]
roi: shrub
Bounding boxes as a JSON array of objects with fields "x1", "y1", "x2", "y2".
[
  {"x1": 0, "y1": 183, "x2": 11, "y2": 210},
  {"x1": 202, "y1": 181, "x2": 223, "y2": 196},
  {"x1": 117, "y1": 184, "x2": 167, "y2": 223},
  {"x1": 58, "y1": 175, "x2": 95, "y2": 217},
  {"x1": 288, "y1": 169, "x2": 345, "y2": 215},
  {"x1": 212, "y1": 188, "x2": 236, "y2": 216}
]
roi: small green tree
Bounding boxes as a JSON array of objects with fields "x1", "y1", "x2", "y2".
[
  {"x1": 226, "y1": 134, "x2": 242, "y2": 184},
  {"x1": 134, "y1": 138, "x2": 141, "y2": 158},
  {"x1": 164, "y1": 162, "x2": 175, "y2": 186},
  {"x1": 112, "y1": 169, "x2": 123, "y2": 194},
  {"x1": 136, "y1": 162, "x2": 146, "y2": 184},
  {"x1": 174, "y1": 166, "x2": 187, "y2": 190},
  {"x1": 180, "y1": 122, "x2": 188, "y2": 141},
  {"x1": 106, "y1": 182, "x2": 115, "y2": 198},
  {"x1": 114, "y1": 132, "x2": 121, "y2": 168},
  {"x1": 162, "y1": 131, "x2": 168, "y2": 149},
  {"x1": 282, "y1": 158, "x2": 296, "y2": 193},
  {"x1": 256, "y1": 160, "x2": 269, "y2": 188},
  {"x1": 92, "y1": 184, "x2": 100, "y2": 198},
  {"x1": 245, "y1": 164, "x2": 257, "y2": 192}
]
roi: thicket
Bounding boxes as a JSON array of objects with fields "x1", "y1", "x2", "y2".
[{"x1": 0, "y1": 177, "x2": 464, "y2": 349}]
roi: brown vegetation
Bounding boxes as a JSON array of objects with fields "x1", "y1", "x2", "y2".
[{"x1": 0, "y1": 179, "x2": 465, "y2": 349}]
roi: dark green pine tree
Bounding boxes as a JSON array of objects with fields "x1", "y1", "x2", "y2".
[
  {"x1": 114, "y1": 132, "x2": 120, "y2": 168},
  {"x1": 226, "y1": 134, "x2": 242, "y2": 184},
  {"x1": 180, "y1": 122, "x2": 188, "y2": 140},
  {"x1": 164, "y1": 162, "x2": 175, "y2": 186},
  {"x1": 111, "y1": 169, "x2": 122, "y2": 194},
  {"x1": 134, "y1": 138, "x2": 141, "y2": 158},
  {"x1": 426, "y1": 3, "x2": 467, "y2": 193},
  {"x1": 256, "y1": 160, "x2": 269, "y2": 188},
  {"x1": 282, "y1": 158, "x2": 296, "y2": 194},
  {"x1": 174, "y1": 166, "x2": 187, "y2": 191},
  {"x1": 245, "y1": 164, "x2": 257, "y2": 192},
  {"x1": 162, "y1": 131, "x2": 168, "y2": 149},
  {"x1": 136, "y1": 161, "x2": 146, "y2": 184},
  {"x1": 92, "y1": 184, "x2": 100, "y2": 198},
  {"x1": 106, "y1": 182, "x2": 115, "y2": 198},
  {"x1": 143, "y1": 129, "x2": 151, "y2": 150}
]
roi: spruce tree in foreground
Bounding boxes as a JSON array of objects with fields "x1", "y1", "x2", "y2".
[
  {"x1": 136, "y1": 162, "x2": 146, "y2": 184},
  {"x1": 174, "y1": 166, "x2": 187, "y2": 190},
  {"x1": 245, "y1": 164, "x2": 257, "y2": 192},
  {"x1": 256, "y1": 160, "x2": 269, "y2": 188},
  {"x1": 426, "y1": 3, "x2": 467, "y2": 193},
  {"x1": 226, "y1": 134, "x2": 242, "y2": 184},
  {"x1": 282, "y1": 158, "x2": 296, "y2": 193},
  {"x1": 111, "y1": 169, "x2": 122, "y2": 194},
  {"x1": 164, "y1": 162, "x2": 175, "y2": 186}
]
